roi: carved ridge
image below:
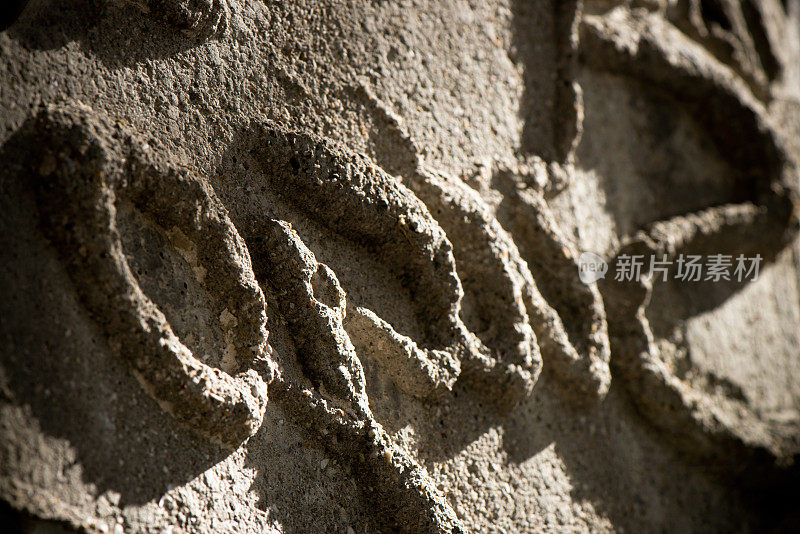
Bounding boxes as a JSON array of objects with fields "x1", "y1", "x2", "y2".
[{"x1": 21, "y1": 104, "x2": 271, "y2": 448}]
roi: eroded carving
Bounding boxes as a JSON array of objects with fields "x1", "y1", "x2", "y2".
[
  {"x1": 273, "y1": 380, "x2": 465, "y2": 534},
  {"x1": 4, "y1": 0, "x2": 800, "y2": 531},
  {"x1": 345, "y1": 306, "x2": 461, "y2": 401},
  {"x1": 585, "y1": 0, "x2": 784, "y2": 100},
  {"x1": 346, "y1": 82, "x2": 612, "y2": 405},
  {"x1": 665, "y1": 0, "x2": 781, "y2": 98},
  {"x1": 580, "y1": 6, "x2": 792, "y2": 185},
  {"x1": 247, "y1": 226, "x2": 465, "y2": 532},
  {"x1": 405, "y1": 169, "x2": 541, "y2": 410},
  {"x1": 18, "y1": 104, "x2": 272, "y2": 448},
  {"x1": 582, "y1": 6, "x2": 800, "y2": 470},
  {"x1": 494, "y1": 179, "x2": 612, "y2": 401},
  {"x1": 248, "y1": 219, "x2": 373, "y2": 419},
  {"x1": 222, "y1": 115, "x2": 614, "y2": 530},
  {"x1": 225, "y1": 125, "x2": 466, "y2": 531},
  {"x1": 240, "y1": 123, "x2": 471, "y2": 402}
]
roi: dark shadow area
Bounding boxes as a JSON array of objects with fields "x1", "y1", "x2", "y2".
[
  {"x1": 648, "y1": 275, "x2": 776, "y2": 339},
  {"x1": 577, "y1": 72, "x2": 752, "y2": 237},
  {"x1": 242, "y1": 404, "x2": 379, "y2": 534},
  {"x1": 503, "y1": 381, "x2": 679, "y2": 532},
  {"x1": 5, "y1": 0, "x2": 219, "y2": 67},
  {"x1": 217, "y1": 127, "x2": 431, "y2": 350},
  {"x1": 741, "y1": 0, "x2": 781, "y2": 82},
  {"x1": 0, "y1": 0, "x2": 30, "y2": 31},
  {"x1": 503, "y1": 376, "x2": 800, "y2": 533},
  {"x1": 0, "y1": 499, "x2": 77, "y2": 533},
  {"x1": 217, "y1": 127, "x2": 532, "y2": 467},
  {"x1": 508, "y1": 0, "x2": 560, "y2": 162}
]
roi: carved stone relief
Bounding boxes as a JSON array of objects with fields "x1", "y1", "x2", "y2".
[{"x1": 2, "y1": 0, "x2": 800, "y2": 532}]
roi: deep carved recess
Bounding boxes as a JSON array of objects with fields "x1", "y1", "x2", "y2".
[
  {"x1": 230, "y1": 125, "x2": 474, "y2": 532},
  {"x1": 8, "y1": 106, "x2": 467, "y2": 532},
  {"x1": 239, "y1": 122, "x2": 532, "y2": 408}
]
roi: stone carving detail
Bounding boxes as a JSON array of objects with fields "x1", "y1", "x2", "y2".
[
  {"x1": 226, "y1": 118, "x2": 612, "y2": 529},
  {"x1": 0, "y1": 0, "x2": 800, "y2": 533},
  {"x1": 251, "y1": 220, "x2": 374, "y2": 419},
  {"x1": 243, "y1": 218, "x2": 463, "y2": 532},
  {"x1": 5, "y1": 3, "x2": 800, "y2": 530},
  {"x1": 225, "y1": 125, "x2": 475, "y2": 532},
  {"x1": 665, "y1": 0, "x2": 782, "y2": 98},
  {"x1": 408, "y1": 169, "x2": 610, "y2": 405},
  {"x1": 272, "y1": 381, "x2": 464, "y2": 534},
  {"x1": 240, "y1": 124, "x2": 471, "y2": 402},
  {"x1": 345, "y1": 82, "x2": 613, "y2": 405},
  {"x1": 238, "y1": 120, "x2": 616, "y2": 410},
  {"x1": 405, "y1": 170, "x2": 543, "y2": 409},
  {"x1": 14, "y1": 105, "x2": 466, "y2": 532},
  {"x1": 495, "y1": 182, "x2": 612, "y2": 402},
  {"x1": 582, "y1": 5, "x2": 800, "y2": 470},
  {"x1": 17, "y1": 104, "x2": 272, "y2": 448}
]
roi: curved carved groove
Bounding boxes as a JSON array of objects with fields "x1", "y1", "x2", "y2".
[
  {"x1": 496, "y1": 183, "x2": 612, "y2": 402},
  {"x1": 407, "y1": 169, "x2": 541, "y2": 411},
  {"x1": 247, "y1": 218, "x2": 373, "y2": 419},
  {"x1": 222, "y1": 142, "x2": 466, "y2": 533},
  {"x1": 667, "y1": 0, "x2": 773, "y2": 99},
  {"x1": 23, "y1": 104, "x2": 271, "y2": 448},
  {"x1": 240, "y1": 123, "x2": 472, "y2": 400},
  {"x1": 235, "y1": 207, "x2": 462, "y2": 531},
  {"x1": 342, "y1": 82, "x2": 613, "y2": 406},
  {"x1": 579, "y1": 8, "x2": 796, "y2": 202},
  {"x1": 345, "y1": 83, "x2": 615, "y2": 411},
  {"x1": 602, "y1": 203, "x2": 800, "y2": 471},
  {"x1": 345, "y1": 306, "x2": 461, "y2": 400}
]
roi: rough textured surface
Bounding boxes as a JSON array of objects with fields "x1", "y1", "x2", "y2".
[
  {"x1": 2, "y1": 0, "x2": 800, "y2": 532},
  {"x1": 10, "y1": 103, "x2": 272, "y2": 449}
]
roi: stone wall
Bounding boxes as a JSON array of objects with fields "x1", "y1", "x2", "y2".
[{"x1": 1, "y1": 1, "x2": 799, "y2": 532}]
